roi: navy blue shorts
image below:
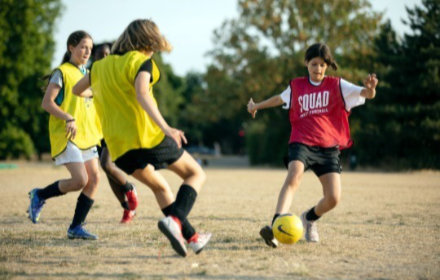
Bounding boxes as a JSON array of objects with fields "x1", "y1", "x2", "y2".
[
  {"x1": 115, "y1": 136, "x2": 184, "y2": 175},
  {"x1": 287, "y1": 142, "x2": 342, "y2": 176}
]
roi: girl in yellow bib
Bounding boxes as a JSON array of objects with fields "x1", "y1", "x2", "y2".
[
  {"x1": 27, "y1": 31, "x2": 101, "y2": 240},
  {"x1": 74, "y1": 19, "x2": 211, "y2": 257}
]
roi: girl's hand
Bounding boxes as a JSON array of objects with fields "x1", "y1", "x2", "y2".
[
  {"x1": 247, "y1": 98, "x2": 258, "y2": 118},
  {"x1": 364, "y1": 73, "x2": 378, "y2": 90},
  {"x1": 165, "y1": 127, "x2": 187, "y2": 148},
  {"x1": 65, "y1": 118, "x2": 77, "y2": 140},
  {"x1": 361, "y1": 73, "x2": 378, "y2": 99}
]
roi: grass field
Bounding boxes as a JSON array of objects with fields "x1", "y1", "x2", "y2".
[{"x1": 0, "y1": 160, "x2": 439, "y2": 279}]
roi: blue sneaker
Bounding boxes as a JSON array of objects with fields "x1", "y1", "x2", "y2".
[
  {"x1": 28, "y1": 188, "x2": 45, "y2": 223},
  {"x1": 67, "y1": 224, "x2": 98, "y2": 240}
]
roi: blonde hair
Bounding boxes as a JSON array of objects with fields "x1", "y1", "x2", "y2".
[{"x1": 111, "y1": 19, "x2": 172, "y2": 55}]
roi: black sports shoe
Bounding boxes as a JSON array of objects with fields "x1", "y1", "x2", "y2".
[{"x1": 259, "y1": 225, "x2": 278, "y2": 248}]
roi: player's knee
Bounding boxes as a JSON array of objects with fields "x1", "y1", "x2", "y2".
[
  {"x1": 326, "y1": 195, "x2": 340, "y2": 209},
  {"x1": 88, "y1": 170, "x2": 100, "y2": 188},
  {"x1": 71, "y1": 174, "x2": 88, "y2": 191},
  {"x1": 185, "y1": 164, "x2": 206, "y2": 184},
  {"x1": 149, "y1": 183, "x2": 167, "y2": 194},
  {"x1": 197, "y1": 168, "x2": 207, "y2": 185}
]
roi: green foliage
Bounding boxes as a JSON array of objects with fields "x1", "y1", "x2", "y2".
[
  {"x1": 0, "y1": 0, "x2": 62, "y2": 159},
  {"x1": 0, "y1": 125, "x2": 35, "y2": 159},
  {"x1": 198, "y1": 0, "x2": 382, "y2": 162},
  {"x1": 151, "y1": 53, "x2": 185, "y2": 127},
  {"x1": 354, "y1": 0, "x2": 440, "y2": 169}
]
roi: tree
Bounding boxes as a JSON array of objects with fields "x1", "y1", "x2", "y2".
[
  {"x1": 151, "y1": 53, "x2": 185, "y2": 127},
  {"x1": 356, "y1": 0, "x2": 440, "y2": 169},
  {"x1": 0, "y1": 0, "x2": 63, "y2": 159},
  {"x1": 197, "y1": 0, "x2": 382, "y2": 163}
]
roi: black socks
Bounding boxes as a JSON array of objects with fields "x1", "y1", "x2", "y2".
[
  {"x1": 171, "y1": 184, "x2": 197, "y2": 222},
  {"x1": 122, "y1": 181, "x2": 134, "y2": 193},
  {"x1": 37, "y1": 181, "x2": 63, "y2": 200},
  {"x1": 70, "y1": 193, "x2": 94, "y2": 229},
  {"x1": 121, "y1": 201, "x2": 130, "y2": 211},
  {"x1": 306, "y1": 207, "x2": 321, "y2": 221},
  {"x1": 272, "y1": 207, "x2": 320, "y2": 226},
  {"x1": 272, "y1": 213, "x2": 280, "y2": 226},
  {"x1": 162, "y1": 203, "x2": 196, "y2": 241}
]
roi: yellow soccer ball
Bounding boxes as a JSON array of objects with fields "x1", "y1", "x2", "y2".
[{"x1": 272, "y1": 214, "x2": 304, "y2": 244}]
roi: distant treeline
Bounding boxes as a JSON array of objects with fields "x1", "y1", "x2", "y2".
[{"x1": 0, "y1": 0, "x2": 438, "y2": 169}]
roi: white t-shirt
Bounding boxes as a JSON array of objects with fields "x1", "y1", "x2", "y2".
[
  {"x1": 280, "y1": 77, "x2": 365, "y2": 111},
  {"x1": 49, "y1": 69, "x2": 63, "y2": 88},
  {"x1": 49, "y1": 66, "x2": 87, "y2": 88}
]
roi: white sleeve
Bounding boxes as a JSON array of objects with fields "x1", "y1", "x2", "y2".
[
  {"x1": 49, "y1": 69, "x2": 63, "y2": 88},
  {"x1": 341, "y1": 78, "x2": 365, "y2": 111},
  {"x1": 279, "y1": 86, "x2": 291, "y2": 110}
]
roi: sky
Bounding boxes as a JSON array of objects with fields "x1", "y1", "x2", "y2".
[{"x1": 53, "y1": 0, "x2": 422, "y2": 76}]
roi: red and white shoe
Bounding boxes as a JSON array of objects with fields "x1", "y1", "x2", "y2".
[
  {"x1": 125, "y1": 185, "x2": 138, "y2": 211},
  {"x1": 158, "y1": 216, "x2": 187, "y2": 257},
  {"x1": 188, "y1": 232, "x2": 212, "y2": 254},
  {"x1": 120, "y1": 209, "x2": 136, "y2": 224}
]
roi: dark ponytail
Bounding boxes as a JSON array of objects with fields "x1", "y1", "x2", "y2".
[
  {"x1": 60, "y1": 30, "x2": 92, "y2": 64},
  {"x1": 305, "y1": 43, "x2": 338, "y2": 70},
  {"x1": 42, "y1": 30, "x2": 92, "y2": 91}
]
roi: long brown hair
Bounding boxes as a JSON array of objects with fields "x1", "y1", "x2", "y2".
[
  {"x1": 305, "y1": 43, "x2": 338, "y2": 70},
  {"x1": 111, "y1": 19, "x2": 172, "y2": 55}
]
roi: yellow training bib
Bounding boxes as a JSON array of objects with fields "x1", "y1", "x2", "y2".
[
  {"x1": 90, "y1": 51, "x2": 164, "y2": 161},
  {"x1": 48, "y1": 62, "x2": 102, "y2": 158}
]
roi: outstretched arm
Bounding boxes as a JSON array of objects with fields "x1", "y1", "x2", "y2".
[
  {"x1": 73, "y1": 73, "x2": 93, "y2": 97},
  {"x1": 247, "y1": 95, "x2": 284, "y2": 118},
  {"x1": 360, "y1": 73, "x2": 378, "y2": 99}
]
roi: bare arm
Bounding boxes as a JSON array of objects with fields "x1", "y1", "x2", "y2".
[
  {"x1": 360, "y1": 73, "x2": 378, "y2": 99},
  {"x1": 72, "y1": 73, "x2": 93, "y2": 97},
  {"x1": 135, "y1": 71, "x2": 187, "y2": 147},
  {"x1": 41, "y1": 83, "x2": 77, "y2": 139},
  {"x1": 247, "y1": 95, "x2": 284, "y2": 118}
]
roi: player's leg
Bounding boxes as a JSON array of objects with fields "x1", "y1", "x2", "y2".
[
  {"x1": 167, "y1": 151, "x2": 206, "y2": 220},
  {"x1": 301, "y1": 173, "x2": 340, "y2": 243},
  {"x1": 100, "y1": 145, "x2": 126, "y2": 203},
  {"x1": 132, "y1": 164, "x2": 189, "y2": 256},
  {"x1": 260, "y1": 160, "x2": 305, "y2": 248},
  {"x1": 315, "y1": 172, "x2": 341, "y2": 216},
  {"x1": 275, "y1": 160, "x2": 305, "y2": 215},
  {"x1": 168, "y1": 151, "x2": 206, "y2": 192},
  {"x1": 166, "y1": 151, "x2": 210, "y2": 255},
  {"x1": 67, "y1": 157, "x2": 100, "y2": 240},
  {"x1": 28, "y1": 146, "x2": 88, "y2": 224},
  {"x1": 132, "y1": 164, "x2": 174, "y2": 208},
  {"x1": 301, "y1": 146, "x2": 341, "y2": 243},
  {"x1": 100, "y1": 145, "x2": 138, "y2": 223}
]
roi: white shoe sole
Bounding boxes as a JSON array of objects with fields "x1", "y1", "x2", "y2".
[{"x1": 158, "y1": 219, "x2": 187, "y2": 257}]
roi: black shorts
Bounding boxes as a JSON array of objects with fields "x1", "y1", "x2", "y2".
[
  {"x1": 287, "y1": 142, "x2": 342, "y2": 177},
  {"x1": 115, "y1": 136, "x2": 184, "y2": 175}
]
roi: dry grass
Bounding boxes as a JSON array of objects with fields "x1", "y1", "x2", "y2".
[{"x1": 0, "y1": 161, "x2": 439, "y2": 279}]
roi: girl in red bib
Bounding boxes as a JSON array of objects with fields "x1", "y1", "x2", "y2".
[{"x1": 247, "y1": 43, "x2": 378, "y2": 246}]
